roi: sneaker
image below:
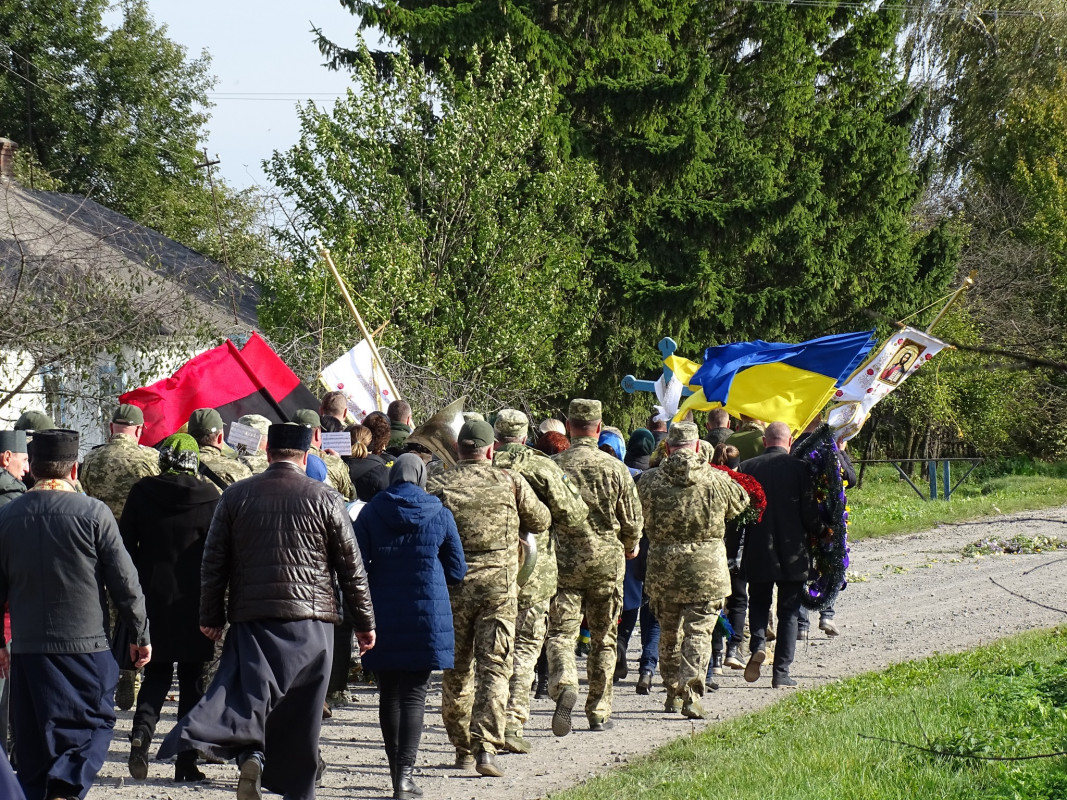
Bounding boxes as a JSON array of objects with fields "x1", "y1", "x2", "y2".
[
  {"x1": 819, "y1": 619, "x2": 840, "y2": 637},
  {"x1": 236, "y1": 751, "x2": 264, "y2": 800},
  {"x1": 680, "y1": 697, "x2": 706, "y2": 719},
  {"x1": 772, "y1": 675, "x2": 798, "y2": 688},
  {"x1": 744, "y1": 649, "x2": 766, "y2": 683},
  {"x1": 503, "y1": 730, "x2": 531, "y2": 754},
  {"x1": 766, "y1": 624, "x2": 776, "y2": 642},
  {"x1": 635, "y1": 670, "x2": 653, "y2": 695},
  {"x1": 475, "y1": 751, "x2": 504, "y2": 777},
  {"x1": 724, "y1": 648, "x2": 744, "y2": 670},
  {"x1": 454, "y1": 750, "x2": 475, "y2": 769},
  {"x1": 552, "y1": 687, "x2": 578, "y2": 737},
  {"x1": 588, "y1": 718, "x2": 614, "y2": 732},
  {"x1": 711, "y1": 654, "x2": 724, "y2": 676}
]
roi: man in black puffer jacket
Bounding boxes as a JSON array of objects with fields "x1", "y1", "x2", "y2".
[{"x1": 159, "y1": 423, "x2": 376, "y2": 800}]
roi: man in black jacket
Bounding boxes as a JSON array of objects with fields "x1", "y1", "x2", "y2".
[
  {"x1": 739, "y1": 422, "x2": 827, "y2": 688},
  {"x1": 158, "y1": 423, "x2": 376, "y2": 800},
  {"x1": 0, "y1": 429, "x2": 151, "y2": 800}
]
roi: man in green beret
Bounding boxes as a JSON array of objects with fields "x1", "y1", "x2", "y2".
[
  {"x1": 0, "y1": 430, "x2": 28, "y2": 508},
  {"x1": 428, "y1": 420, "x2": 551, "y2": 777},
  {"x1": 188, "y1": 408, "x2": 252, "y2": 488},
  {"x1": 292, "y1": 409, "x2": 356, "y2": 500},
  {"x1": 491, "y1": 409, "x2": 589, "y2": 755},
  {"x1": 636, "y1": 421, "x2": 750, "y2": 719},
  {"x1": 547, "y1": 399, "x2": 644, "y2": 735}
]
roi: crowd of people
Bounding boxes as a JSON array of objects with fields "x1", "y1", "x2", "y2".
[{"x1": 0, "y1": 393, "x2": 850, "y2": 800}]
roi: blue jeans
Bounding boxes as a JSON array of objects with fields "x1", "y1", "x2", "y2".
[{"x1": 617, "y1": 600, "x2": 660, "y2": 674}]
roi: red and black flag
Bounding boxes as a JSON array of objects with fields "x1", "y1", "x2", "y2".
[{"x1": 120, "y1": 332, "x2": 319, "y2": 446}]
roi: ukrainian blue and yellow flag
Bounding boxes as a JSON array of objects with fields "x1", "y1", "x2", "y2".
[{"x1": 666, "y1": 331, "x2": 876, "y2": 432}]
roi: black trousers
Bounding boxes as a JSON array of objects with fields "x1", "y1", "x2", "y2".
[
  {"x1": 377, "y1": 670, "x2": 431, "y2": 768},
  {"x1": 132, "y1": 660, "x2": 205, "y2": 740},
  {"x1": 747, "y1": 580, "x2": 805, "y2": 679},
  {"x1": 328, "y1": 620, "x2": 354, "y2": 694}
]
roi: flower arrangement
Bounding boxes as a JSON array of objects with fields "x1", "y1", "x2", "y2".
[
  {"x1": 793, "y1": 424, "x2": 850, "y2": 611},
  {"x1": 710, "y1": 463, "x2": 767, "y2": 526}
]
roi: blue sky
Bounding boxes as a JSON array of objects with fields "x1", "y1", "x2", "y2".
[{"x1": 141, "y1": 1, "x2": 372, "y2": 189}]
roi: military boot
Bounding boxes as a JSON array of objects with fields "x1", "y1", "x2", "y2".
[
  {"x1": 503, "y1": 728, "x2": 532, "y2": 754},
  {"x1": 663, "y1": 688, "x2": 682, "y2": 713},
  {"x1": 127, "y1": 725, "x2": 151, "y2": 780},
  {"x1": 680, "y1": 696, "x2": 707, "y2": 720}
]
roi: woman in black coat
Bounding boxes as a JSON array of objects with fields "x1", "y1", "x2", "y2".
[{"x1": 119, "y1": 433, "x2": 220, "y2": 782}]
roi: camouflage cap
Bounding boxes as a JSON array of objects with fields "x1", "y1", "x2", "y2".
[
  {"x1": 291, "y1": 409, "x2": 321, "y2": 429},
  {"x1": 567, "y1": 398, "x2": 602, "y2": 423},
  {"x1": 462, "y1": 411, "x2": 485, "y2": 424},
  {"x1": 494, "y1": 408, "x2": 529, "y2": 440},
  {"x1": 188, "y1": 408, "x2": 224, "y2": 437},
  {"x1": 666, "y1": 421, "x2": 699, "y2": 447},
  {"x1": 458, "y1": 419, "x2": 495, "y2": 449},
  {"x1": 14, "y1": 410, "x2": 54, "y2": 433},
  {"x1": 237, "y1": 414, "x2": 271, "y2": 437},
  {"x1": 0, "y1": 430, "x2": 27, "y2": 453},
  {"x1": 112, "y1": 403, "x2": 145, "y2": 425}
]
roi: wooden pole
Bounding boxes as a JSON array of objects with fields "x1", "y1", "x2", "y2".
[
  {"x1": 316, "y1": 241, "x2": 401, "y2": 404},
  {"x1": 926, "y1": 271, "x2": 976, "y2": 334}
]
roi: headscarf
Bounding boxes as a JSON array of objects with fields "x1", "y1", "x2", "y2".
[
  {"x1": 158, "y1": 433, "x2": 199, "y2": 475},
  {"x1": 625, "y1": 428, "x2": 655, "y2": 471},
  {"x1": 389, "y1": 452, "x2": 427, "y2": 488},
  {"x1": 598, "y1": 430, "x2": 626, "y2": 462}
]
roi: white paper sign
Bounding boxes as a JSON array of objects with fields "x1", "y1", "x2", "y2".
[
  {"x1": 227, "y1": 421, "x2": 264, "y2": 452},
  {"x1": 321, "y1": 431, "x2": 352, "y2": 456}
]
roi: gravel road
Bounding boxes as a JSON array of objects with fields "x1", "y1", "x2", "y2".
[{"x1": 91, "y1": 506, "x2": 1067, "y2": 800}]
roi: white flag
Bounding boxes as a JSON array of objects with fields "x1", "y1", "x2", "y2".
[
  {"x1": 827, "y1": 326, "x2": 948, "y2": 443},
  {"x1": 320, "y1": 340, "x2": 399, "y2": 422}
]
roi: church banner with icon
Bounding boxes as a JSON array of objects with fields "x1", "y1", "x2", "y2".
[
  {"x1": 320, "y1": 339, "x2": 398, "y2": 422},
  {"x1": 827, "y1": 327, "x2": 949, "y2": 443}
]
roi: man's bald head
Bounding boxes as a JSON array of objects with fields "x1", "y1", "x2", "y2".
[{"x1": 763, "y1": 421, "x2": 792, "y2": 447}]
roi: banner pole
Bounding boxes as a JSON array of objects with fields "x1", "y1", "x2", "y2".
[
  {"x1": 925, "y1": 271, "x2": 976, "y2": 334},
  {"x1": 316, "y1": 241, "x2": 401, "y2": 404}
]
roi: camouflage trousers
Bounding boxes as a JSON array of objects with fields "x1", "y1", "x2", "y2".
[
  {"x1": 654, "y1": 597, "x2": 724, "y2": 703},
  {"x1": 504, "y1": 598, "x2": 550, "y2": 734},
  {"x1": 442, "y1": 585, "x2": 517, "y2": 757},
  {"x1": 546, "y1": 584, "x2": 621, "y2": 725}
]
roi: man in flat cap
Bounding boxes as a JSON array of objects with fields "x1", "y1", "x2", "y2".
[
  {"x1": 235, "y1": 414, "x2": 271, "y2": 475},
  {"x1": 0, "y1": 430, "x2": 28, "y2": 508},
  {"x1": 546, "y1": 399, "x2": 643, "y2": 735},
  {"x1": 491, "y1": 409, "x2": 588, "y2": 755},
  {"x1": 636, "y1": 421, "x2": 750, "y2": 719},
  {"x1": 428, "y1": 420, "x2": 551, "y2": 777},
  {"x1": 0, "y1": 429, "x2": 151, "y2": 800},
  {"x1": 159, "y1": 422, "x2": 376, "y2": 800},
  {"x1": 292, "y1": 409, "x2": 356, "y2": 500},
  {"x1": 189, "y1": 408, "x2": 252, "y2": 488}
]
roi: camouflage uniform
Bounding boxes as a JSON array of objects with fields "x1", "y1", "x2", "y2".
[
  {"x1": 428, "y1": 459, "x2": 551, "y2": 758},
  {"x1": 235, "y1": 413, "x2": 270, "y2": 475},
  {"x1": 79, "y1": 432, "x2": 160, "y2": 520},
  {"x1": 637, "y1": 442, "x2": 749, "y2": 709},
  {"x1": 547, "y1": 435, "x2": 643, "y2": 726},
  {"x1": 198, "y1": 444, "x2": 252, "y2": 487},
  {"x1": 238, "y1": 449, "x2": 269, "y2": 475},
  {"x1": 493, "y1": 443, "x2": 589, "y2": 741},
  {"x1": 312, "y1": 446, "x2": 356, "y2": 500}
]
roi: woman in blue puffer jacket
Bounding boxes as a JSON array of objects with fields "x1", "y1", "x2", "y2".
[{"x1": 353, "y1": 453, "x2": 467, "y2": 800}]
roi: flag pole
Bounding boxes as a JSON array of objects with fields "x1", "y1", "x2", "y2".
[
  {"x1": 316, "y1": 241, "x2": 401, "y2": 404},
  {"x1": 925, "y1": 271, "x2": 976, "y2": 334}
]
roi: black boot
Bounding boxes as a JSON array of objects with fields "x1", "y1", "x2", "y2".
[
  {"x1": 128, "y1": 725, "x2": 151, "y2": 780},
  {"x1": 395, "y1": 765, "x2": 422, "y2": 799},
  {"x1": 174, "y1": 750, "x2": 206, "y2": 782}
]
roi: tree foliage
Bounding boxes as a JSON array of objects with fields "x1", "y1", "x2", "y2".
[{"x1": 262, "y1": 43, "x2": 604, "y2": 417}]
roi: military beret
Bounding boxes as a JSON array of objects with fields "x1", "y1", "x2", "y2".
[
  {"x1": 291, "y1": 409, "x2": 321, "y2": 429},
  {"x1": 188, "y1": 408, "x2": 224, "y2": 437},
  {"x1": 237, "y1": 414, "x2": 271, "y2": 438},
  {"x1": 267, "y1": 422, "x2": 312, "y2": 451},
  {"x1": 28, "y1": 429, "x2": 79, "y2": 461},
  {"x1": 494, "y1": 408, "x2": 529, "y2": 440},
  {"x1": 567, "y1": 398, "x2": 602, "y2": 423},
  {"x1": 112, "y1": 403, "x2": 145, "y2": 425},
  {"x1": 15, "y1": 410, "x2": 54, "y2": 433},
  {"x1": 667, "y1": 421, "x2": 699, "y2": 447},
  {"x1": 458, "y1": 420, "x2": 495, "y2": 449},
  {"x1": 462, "y1": 412, "x2": 485, "y2": 424},
  {"x1": 0, "y1": 430, "x2": 27, "y2": 453}
]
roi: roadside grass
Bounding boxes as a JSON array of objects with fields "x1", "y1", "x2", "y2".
[
  {"x1": 848, "y1": 462, "x2": 1067, "y2": 540},
  {"x1": 551, "y1": 628, "x2": 1067, "y2": 800}
]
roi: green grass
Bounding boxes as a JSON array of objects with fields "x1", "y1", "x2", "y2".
[
  {"x1": 848, "y1": 463, "x2": 1067, "y2": 540},
  {"x1": 552, "y1": 628, "x2": 1067, "y2": 800}
]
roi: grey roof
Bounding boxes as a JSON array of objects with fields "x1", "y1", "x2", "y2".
[{"x1": 0, "y1": 182, "x2": 258, "y2": 334}]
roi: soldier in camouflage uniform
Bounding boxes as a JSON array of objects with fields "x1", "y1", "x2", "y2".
[
  {"x1": 188, "y1": 408, "x2": 252, "y2": 487},
  {"x1": 80, "y1": 404, "x2": 161, "y2": 523},
  {"x1": 79, "y1": 403, "x2": 162, "y2": 710},
  {"x1": 235, "y1": 414, "x2": 271, "y2": 475},
  {"x1": 428, "y1": 420, "x2": 551, "y2": 778},
  {"x1": 637, "y1": 421, "x2": 750, "y2": 719},
  {"x1": 491, "y1": 409, "x2": 589, "y2": 755},
  {"x1": 292, "y1": 409, "x2": 357, "y2": 500},
  {"x1": 547, "y1": 399, "x2": 643, "y2": 735}
]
